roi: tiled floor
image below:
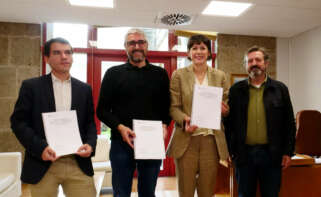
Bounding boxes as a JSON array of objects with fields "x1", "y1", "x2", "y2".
[{"x1": 22, "y1": 177, "x2": 229, "y2": 197}]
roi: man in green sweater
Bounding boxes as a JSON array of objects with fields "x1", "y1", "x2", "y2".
[{"x1": 224, "y1": 46, "x2": 296, "y2": 197}]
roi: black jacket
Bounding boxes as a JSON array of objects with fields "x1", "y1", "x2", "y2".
[
  {"x1": 96, "y1": 61, "x2": 171, "y2": 141},
  {"x1": 224, "y1": 77, "x2": 296, "y2": 165},
  {"x1": 10, "y1": 74, "x2": 97, "y2": 184}
]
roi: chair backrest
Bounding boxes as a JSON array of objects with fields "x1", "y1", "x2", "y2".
[
  {"x1": 295, "y1": 110, "x2": 321, "y2": 156},
  {"x1": 91, "y1": 135, "x2": 110, "y2": 162}
]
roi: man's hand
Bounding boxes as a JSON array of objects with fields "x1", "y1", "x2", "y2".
[
  {"x1": 221, "y1": 102, "x2": 230, "y2": 117},
  {"x1": 76, "y1": 144, "x2": 93, "y2": 158},
  {"x1": 184, "y1": 116, "x2": 198, "y2": 133},
  {"x1": 41, "y1": 146, "x2": 57, "y2": 161},
  {"x1": 282, "y1": 155, "x2": 291, "y2": 170},
  {"x1": 118, "y1": 124, "x2": 136, "y2": 148},
  {"x1": 162, "y1": 124, "x2": 168, "y2": 140}
]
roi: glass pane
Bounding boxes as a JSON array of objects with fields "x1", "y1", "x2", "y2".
[
  {"x1": 144, "y1": 28, "x2": 168, "y2": 51},
  {"x1": 52, "y1": 23, "x2": 88, "y2": 48},
  {"x1": 97, "y1": 27, "x2": 130, "y2": 49},
  {"x1": 151, "y1": 62, "x2": 164, "y2": 68},
  {"x1": 97, "y1": 27, "x2": 168, "y2": 51},
  {"x1": 101, "y1": 61, "x2": 124, "y2": 79},
  {"x1": 100, "y1": 60, "x2": 124, "y2": 135},
  {"x1": 70, "y1": 53, "x2": 87, "y2": 82},
  {"x1": 45, "y1": 53, "x2": 87, "y2": 83},
  {"x1": 177, "y1": 57, "x2": 191, "y2": 69},
  {"x1": 177, "y1": 57, "x2": 212, "y2": 69},
  {"x1": 176, "y1": 36, "x2": 189, "y2": 52}
]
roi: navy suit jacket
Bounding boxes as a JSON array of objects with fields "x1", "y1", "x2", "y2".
[{"x1": 10, "y1": 73, "x2": 97, "y2": 184}]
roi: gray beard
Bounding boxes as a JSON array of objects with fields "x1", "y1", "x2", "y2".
[
  {"x1": 130, "y1": 56, "x2": 144, "y2": 63},
  {"x1": 249, "y1": 67, "x2": 263, "y2": 79},
  {"x1": 129, "y1": 51, "x2": 145, "y2": 63}
]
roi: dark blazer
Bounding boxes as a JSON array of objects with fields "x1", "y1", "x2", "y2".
[
  {"x1": 10, "y1": 73, "x2": 97, "y2": 184},
  {"x1": 224, "y1": 77, "x2": 296, "y2": 165}
]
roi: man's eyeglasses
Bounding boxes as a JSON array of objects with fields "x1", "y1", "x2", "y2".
[{"x1": 126, "y1": 40, "x2": 147, "y2": 47}]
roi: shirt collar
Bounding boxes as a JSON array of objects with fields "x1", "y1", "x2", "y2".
[
  {"x1": 51, "y1": 73, "x2": 71, "y2": 83},
  {"x1": 248, "y1": 74, "x2": 268, "y2": 88}
]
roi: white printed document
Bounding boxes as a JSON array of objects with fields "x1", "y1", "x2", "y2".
[
  {"x1": 133, "y1": 119, "x2": 165, "y2": 160},
  {"x1": 42, "y1": 110, "x2": 83, "y2": 157},
  {"x1": 191, "y1": 84, "x2": 223, "y2": 130}
]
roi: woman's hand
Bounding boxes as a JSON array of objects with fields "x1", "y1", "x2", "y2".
[
  {"x1": 221, "y1": 102, "x2": 230, "y2": 117},
  {"x1": 183, "y1": 116, "x2": 198, "y2": 133}
]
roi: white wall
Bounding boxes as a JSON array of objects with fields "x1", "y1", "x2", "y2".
[
  {"x1": 287, "y1": 26, "x2": 321, "y2": 113},
  {"x1": 276, "y1": 38, "x2": 290, "y2": 87}
]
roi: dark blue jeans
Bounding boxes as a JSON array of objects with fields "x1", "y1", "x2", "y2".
[
  {"x1": 235, "y1": 145, "x2": 282, "y2": 197},
  {"x1": 110, "y1": 140, "x2": 161, "y2": 197}
]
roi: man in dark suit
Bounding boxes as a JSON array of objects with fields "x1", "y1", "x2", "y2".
[
  {"x1": 224, "y1": 46, "x2": 296, "y2": 197},
  {"x1": 10, "y1": 37, "x2": 97, "y2": 197}
]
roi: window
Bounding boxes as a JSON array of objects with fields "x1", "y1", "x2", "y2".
[
  {"x1": 176, "y1": 36, "x2": 189, "y2": 52},
  {"x1": 45, "y1": 53, "x2": 87, "y2": 83},
  {"x1": 97, "y1": 27, "x2": 168, "y2": 51},
  {"x1": 70, "y1": 53, "x2": 87, "y2": 82},
  {"x1": 48, "y1": 23, "x2": 88, "y2": 48}
]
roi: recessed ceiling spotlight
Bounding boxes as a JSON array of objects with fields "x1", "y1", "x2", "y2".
[{"x1": 202, "y1": 1, "x2": 253, "y2": 17}]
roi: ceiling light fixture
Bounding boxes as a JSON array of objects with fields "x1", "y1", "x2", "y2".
[
  {"x1": 155, "y1": 12, "x2": 195, "y2": 26},
  {"x1": 68, "y1": 0, "x2": 113, "y2": 8},
  {"x1": 202, "y1": 1, "x2": 252, "y2": 17}
]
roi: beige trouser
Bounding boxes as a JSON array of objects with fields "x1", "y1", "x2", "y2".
[
  {"x1": 29, "y1": 155, "x2": 96, "y2": 197},
  {"x1": 175, "y1": 135, "x2": 219, "y2": 197}
]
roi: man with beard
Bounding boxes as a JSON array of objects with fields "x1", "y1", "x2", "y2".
[
  {"x1": 224, "y1": 46, "x2": 296, "y2": 197},
  {"x1": 96, "y1": 28, "x2": 171, "y2": 197}
]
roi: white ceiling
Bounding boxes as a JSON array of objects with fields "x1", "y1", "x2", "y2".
[{"x1": 1, "y1": 0, "x2": 321, "y2": 37}]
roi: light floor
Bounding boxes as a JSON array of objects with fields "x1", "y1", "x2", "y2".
[{"x1": 22, "y1": 177, "x2": 229, "y2": 197}]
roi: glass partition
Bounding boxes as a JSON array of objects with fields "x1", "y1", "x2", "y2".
[
  {"x1": 47, "y1": 23, "x2": 88, "y2": 48},
  {"x1": 97, "y1": 27, "x2": 168, "y2": 51},
  {"x1": 45, "y1": 53, "x2": 87, "y2": 83}
]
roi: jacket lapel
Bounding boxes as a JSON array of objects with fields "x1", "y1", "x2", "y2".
[
  {"x1": 44, "y1": 74, "x2": 56, "y2": 112},
  {"x1": 70, "y1": 77, "x2": 76, "y2": 110},
  {"x1": 207, "y1": 66, "x2": 216, "y2": 86},
  {"x1": 185, "y1": 65, "x2": 196, "y2": 93}
]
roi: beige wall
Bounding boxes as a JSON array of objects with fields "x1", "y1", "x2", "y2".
[
  {"x1": 0, "y1": 22, "x2": 41, "y2": 153},
  {"x1": 216, "y1": 34, "x2": 276, "y2": 87}
]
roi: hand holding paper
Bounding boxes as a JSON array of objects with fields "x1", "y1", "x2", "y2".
[
  {"x1": 42, "y1": 110, "x2": 83, "y2": 157},
  {"x1": 221, "y1": 102, "x2": 230, "y2": 117},
  {"x1": 41, "y1": 146, "x2": 57, "y2": 161},
  {"x1": 76, "y1": 144, "x2": 93, "y2": 158},
  {"x1": 183, "y1": 116, "x2": 198, "y2": 133},
  {"x1": 118, "y1": 124, "x2": 136, "y2": 148}
]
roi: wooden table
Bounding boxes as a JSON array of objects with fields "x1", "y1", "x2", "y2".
[{"x1": 214, "y1": 155, "x2": 321, "y2": 197}]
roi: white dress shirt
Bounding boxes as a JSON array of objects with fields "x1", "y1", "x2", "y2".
[{"x1": 51, "y1": 73, "x2": 72, "y2": 111}]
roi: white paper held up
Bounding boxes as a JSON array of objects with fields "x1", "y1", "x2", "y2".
[
  {"x1": 133, "y1": 119, "x2": 165, "y2": 160},
  {"x1": 191, "y1": 84, "x2": 223, "y2": 130},
  {"x1": 42, "y1": 110, "x2": 83, "y2": 157}
]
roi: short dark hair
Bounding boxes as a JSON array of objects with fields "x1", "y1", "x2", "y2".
[
  {"x1": 187, "y1": 34, "x2": 212, "y2": 60},
  {"x1": 44, "y1": 37, "x2": 72, "y2": 57},
  {"x1": 246, "y1": 45, "x2": 269, "y2": 62}
]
